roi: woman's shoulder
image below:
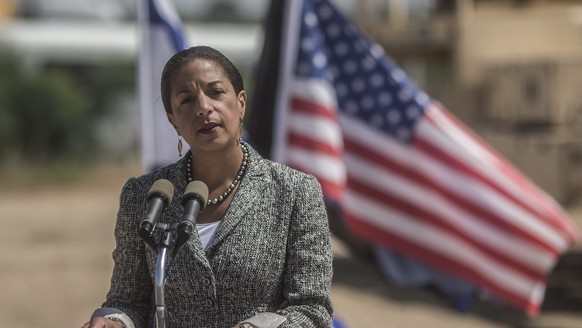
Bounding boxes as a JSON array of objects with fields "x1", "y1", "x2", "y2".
[
  {"x1": 247, "y1": 144, "x2": 319, "y2": 188},
  {"x1": 265, "y1": 159, "x2": 313, "y2": 181}
]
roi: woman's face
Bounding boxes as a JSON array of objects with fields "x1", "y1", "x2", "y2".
[{"x1": 167, "y1": 58, "x2": 246, "y2": 153}]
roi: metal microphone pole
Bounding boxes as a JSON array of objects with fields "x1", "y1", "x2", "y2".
[
  {"x1": 154, "y1": 244, "x2": 169, "y2": 328},
  {"x1": 144, "y1": 220, "x2": 189, "y2": 328}
]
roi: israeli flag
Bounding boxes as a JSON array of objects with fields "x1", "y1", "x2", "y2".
[{"x1": 138, "y1": 0, "x2": 188, "y2": 171}]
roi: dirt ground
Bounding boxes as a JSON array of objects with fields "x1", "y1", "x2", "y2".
[{"x1": 1, "y1": 162, "x2": 581, "y2": 328}]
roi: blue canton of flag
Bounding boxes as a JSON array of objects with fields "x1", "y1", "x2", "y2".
[{"x1": 295, "y1": 0, "x2": 430, "y2": 143}]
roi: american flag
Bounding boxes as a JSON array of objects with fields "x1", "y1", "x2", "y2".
[
  {"x1": 138, "y1": 0, "x2": 188, "y2": 171},
  {"x1": 248, "y1": 0, "x2": 579, "y2": 315}
]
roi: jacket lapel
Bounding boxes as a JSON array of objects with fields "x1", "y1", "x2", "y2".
[{"x1": 208, "y1": 145, "x2": 271, "y2": 250}]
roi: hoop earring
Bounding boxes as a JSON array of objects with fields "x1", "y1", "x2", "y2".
[{"x1": 177, "y1": 135, "x2": 183, "y2": 157}]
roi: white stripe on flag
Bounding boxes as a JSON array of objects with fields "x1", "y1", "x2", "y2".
[
  {"x1": 287, "y1": 147, "x2": 346, "y2": 185},
  {"x1": 346, "y1": 190, "x2": 545, "y2": 305},
  {"x1": 287, "y1": 112, "x2": 343, "y2": 149},
  {"x1": 419, "y1": 106, "x2": 547, "y2": 212},
  {"x1": 340, "y1": 114, "x2": 568, "y2": 254},
  {"x1": 423, "y1": 105, "x2": 577, "y2": 240},
  {"x1": 290, "y1": 78, "x2": 338, "y2": 109},
  {"x1": 344, "y1": 148, "x2": 555, "y2": 274},
  {"x1": 416, "y1": 115, "x2": 570, "y2": 252}
]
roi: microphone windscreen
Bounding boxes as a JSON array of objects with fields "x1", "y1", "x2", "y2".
[
  {"x1": 184, "y1": 180, "x2": 209, "y2": 210},
  {"x1": 147, "y1": 179, "x2": 175, "y2": 205}
]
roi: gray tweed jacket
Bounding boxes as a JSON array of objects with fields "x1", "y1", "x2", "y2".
[{"x1": 99, "y1": 143, "x2": 333, "y2": 328}]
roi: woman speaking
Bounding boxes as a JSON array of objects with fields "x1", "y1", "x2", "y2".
[{"x1": 83, "y1": 46, "x2": 333, "y2": 328}]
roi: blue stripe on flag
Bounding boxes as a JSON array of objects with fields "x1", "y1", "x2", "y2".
[
  {"x1": 148, "y1": 0, "x2": 186, "y2": 51},
  {"x1": 332, "y1": 316, "x2": 348, "y2": 328}
]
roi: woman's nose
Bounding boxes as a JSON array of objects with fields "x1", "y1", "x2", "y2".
[{"x1": 196, "y1": 96, "x2": 213, "y2": 116}]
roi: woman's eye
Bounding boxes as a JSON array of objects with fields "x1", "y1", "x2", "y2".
[
  {"x1": 180, "y1": 97, "x2": 192, "y2": 105},
  {"x1": 210, "y1": 89, "x2": 224, "y2": 96}
]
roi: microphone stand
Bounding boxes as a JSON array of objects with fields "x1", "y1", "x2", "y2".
[
  {"x1": 138, "y1": 180, "x2": 206, "y2": 328},
  {"x1": 140, "y1": 221, "x2": 191, "y2": 328},
  {"x1": 153, "y1": 222, "x2": 174, "y2": 328}
]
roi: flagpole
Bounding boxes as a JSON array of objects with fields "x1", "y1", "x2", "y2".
[
  {"x1": 271, "y1": 0, "x2": 302, "y2": 164},
  {"x1": 137, "y1": 0, "x2": 155, "y2": 173}
]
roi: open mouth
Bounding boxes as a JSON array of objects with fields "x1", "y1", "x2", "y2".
[{"x1": 199, "y1": 122, "x2": 220, "y2": 134}]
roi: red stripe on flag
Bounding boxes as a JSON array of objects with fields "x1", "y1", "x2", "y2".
[
  {"x1": 343, "y1": 137, "x2": 559, "y2": 256},
  {"x1": 287, "y1": 161, "x2": 344, "y2": 201},
  {"x1": 344, "y1": 212, "x2": 542, "y2": 316},
  {"x1": 347, "y1": 175, "x2": 547, "y2": 280},
  {"x1": 424, "y1": 106, "x2": 578, "y2": 241},
  {"x1": 414, "y1": 133, "x2": 575, "y2": 247},
  {"x1": 288, "y1": 132, "x2": 342, "y2": 158},
  {"x1": 287, "y1": 95, "x2": 344, "y2": 201},
  {"x1": 430, "y1": 103, "x2": 537, "y2": 192},
  {"x1": 291, "y1": 96, "x2": 337, "y2": 121}
]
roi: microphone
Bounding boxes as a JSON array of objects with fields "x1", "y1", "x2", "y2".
[
  {"x1": 138, "y1": 179, "x2": 175, "y2": 250},
  {"x1": 173, "y1": 180, "x2": 208, "y2": 257}
]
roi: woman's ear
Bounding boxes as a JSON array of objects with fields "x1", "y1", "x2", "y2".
[
  {"x1": 166, "y1": 112, "x2": 178, "y2": 133},
  {"x1": 238, "y1": 90, "x2": 247, "y2": 118}
]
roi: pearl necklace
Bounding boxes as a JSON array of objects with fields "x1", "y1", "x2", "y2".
[{"x1": 186, "y1": 143, "x2": 249, "y2": 206}]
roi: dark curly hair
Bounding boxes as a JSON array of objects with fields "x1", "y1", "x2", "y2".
[{"x1": 160, "y1": 46, "x2": 244, "y2": 114}]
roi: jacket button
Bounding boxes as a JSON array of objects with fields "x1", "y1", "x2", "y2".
[
  {"x1": 202, "y1": 323, "x2": 212, "y2": 328},
  {"x1": 206, "y1": 299, "x2": 213, "y2": 306},
  {"x1": 202, "y1": 277, "x2": 211, "y2": 285}
]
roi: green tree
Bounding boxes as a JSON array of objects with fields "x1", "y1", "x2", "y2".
[
  {"x1": 9, "y1": 70, "x2": 91, "y2": 160},
  {"x1": 0, "y1": 48, "x2": 135, "y2": 165}
]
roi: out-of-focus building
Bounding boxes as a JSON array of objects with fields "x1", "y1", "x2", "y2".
[
  {"x1": 0, "y1": 0, "x2": 266, "y2": 70},
  {"x1": 355, "y1": 0, "x2": 582, "y2": 204},
  {"x1": 0, "y1": 0, "x2": 16, "y2": 19}
]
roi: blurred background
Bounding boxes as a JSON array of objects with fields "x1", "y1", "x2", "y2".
[
  {"x1": 1, "y1": 0, "x2": 582, "y2": 327},
  {"x1": 2, "y1": 0, "x2": 582, "y2": 203}
]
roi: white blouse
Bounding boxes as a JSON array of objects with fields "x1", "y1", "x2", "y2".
[{"x1": 196, "y1": 221, "x2": 221, "y2": 250}]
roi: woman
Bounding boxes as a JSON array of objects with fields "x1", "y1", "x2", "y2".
[{"x1": 83, "y1": 46, "x2": 333, "y2": 328}]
